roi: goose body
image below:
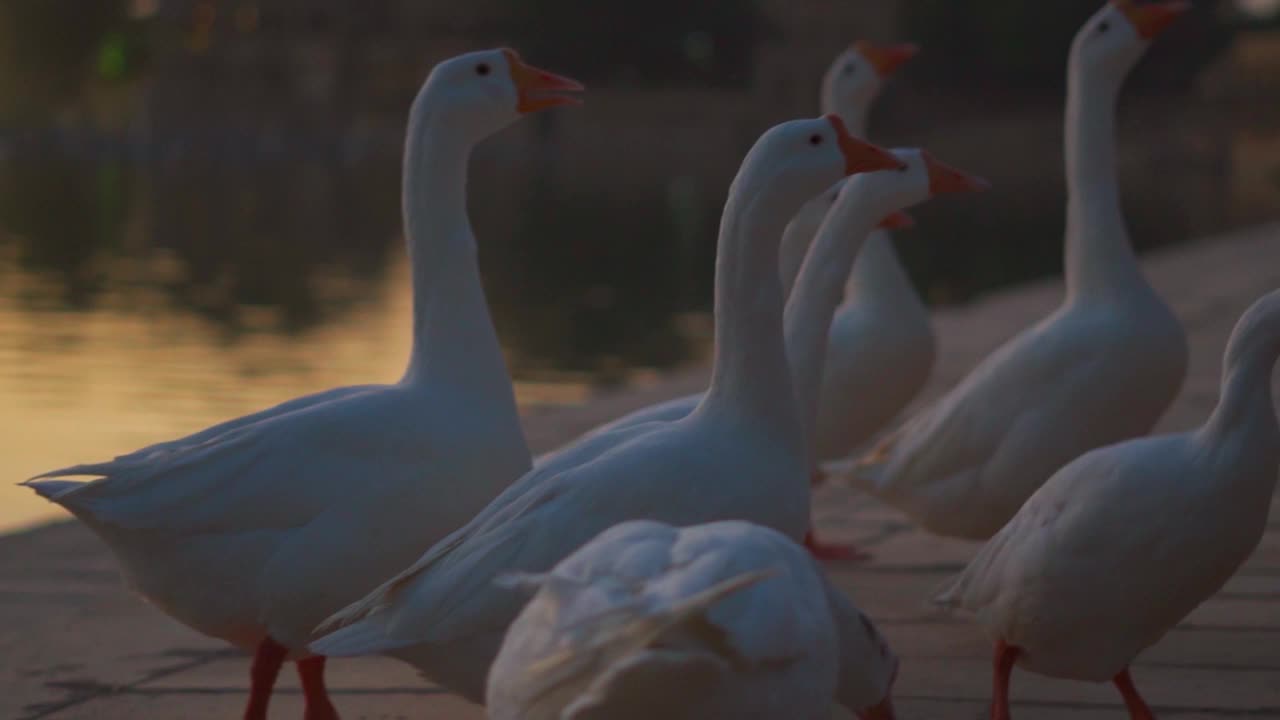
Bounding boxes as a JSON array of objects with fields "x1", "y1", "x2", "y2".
[
  {"x1": 486, "y1": 520, "x2": 898, "y2": 720},
  {"x1": 937, "y1": 286, "x2": 1280, "y2": 717},
  {"x1": 23, "y1": 48, "x2": 583, "y2": 719},
  {"x1": 309, "y1": 117, "x2": 906, "y2": 701},
  {"x1": 831, "y1": 0, "x2": 1189, "y2": 540}
]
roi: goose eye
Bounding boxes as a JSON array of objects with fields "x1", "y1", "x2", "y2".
[
  {"x1": 809, "y1": 134, "x2": 823, "y2": 146},
  {"x1": 897, "y1": 164, "x2": 910, "y2": 173},
  {"x1": 1097, "y1": 21, "x2": 1110, "y2": 33},
  {"x1": 476, "y1": 63, "x2": 491, "y2": 76},
  {"x1": 843, "y1": 63, "x2": 856, "y2": 76}
]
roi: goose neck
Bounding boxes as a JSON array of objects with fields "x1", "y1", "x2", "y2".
[
  {"x1": 398, "y1": 111, "x2": 510, "y2": 401},
  {"x1": 1064, "y1": 64, "x2": 1141, "y2": 298},
  {"x1": 701, "y1": 190, "x2": 801, "y2": 439},
  {"x1": 784, "y1": 191, "x2": 882, "y2": 457}
]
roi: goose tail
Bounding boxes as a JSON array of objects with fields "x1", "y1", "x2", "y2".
[{"x1": 21, "y1": 478, "x2": 90, "y2": 502}]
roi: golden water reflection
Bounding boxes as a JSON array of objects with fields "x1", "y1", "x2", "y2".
[{"x1": 0, "y1": 251, "x2": 590, "y2": 534}]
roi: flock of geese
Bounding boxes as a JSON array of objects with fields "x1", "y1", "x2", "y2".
[{"x1": 22, "y1": 2, "x2": 1280, "y2": 719}]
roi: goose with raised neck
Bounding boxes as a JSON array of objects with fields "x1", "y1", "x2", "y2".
[
  {"x1": 774, "y1": 42, "x2": 942, "y2": 478},
  {"x1": 828, "y1": 0, "x2": 1190, "y2": 542},
  {"x1": 308, "y1": 117, "x2": 904, "y2": 703},
  {"x1": 24, "y1": 48, "x2": 583, "y2": 720},
  {"x1": 567, "y1": 42, "x2": 928, "y2": 471},
  {"x1": 788, "y1": 150, "x2": 988, "y2": 562},
  {"x1": 548, "y1": 44, "x2": 929, "y2": 563},
  {"x1": 936, "y1": 288, "x2": 1280, "y2": 720},
  {"x1": 546, "y1": 146, "x2": 988, "y2": 564}
]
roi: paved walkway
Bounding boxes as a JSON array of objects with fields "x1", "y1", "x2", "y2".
[{"x1": 4, "y1": 223, "x2": 1279, "y2": 719}]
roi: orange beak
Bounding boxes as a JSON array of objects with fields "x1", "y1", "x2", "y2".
[
  {"x1": 923, "y1": 151, "x2": 991, "y2": 195},
  {"x1": 1112, "y1": 0, "x2": 1190, "y2": 39},
  {"x1": 878, "y1": 211, "x2": 915, "y2": 230},
  {"x1": 854, "y1": 41, "x2": 920, "y2": 77},
  {"x1": 503, "y1": 49, "x2": 585, "y2": 114},
  {"x1": 826, "y1": 114, "x2": 906, "y2": 175}
]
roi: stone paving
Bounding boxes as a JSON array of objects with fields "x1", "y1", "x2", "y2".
[{"x1": 3, "y1": 222, "x2": 1279, "y2": 719}]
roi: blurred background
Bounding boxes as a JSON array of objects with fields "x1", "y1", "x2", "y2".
[{"x1": 1, "y1": 0, "x2": 1277, "y2": 531}]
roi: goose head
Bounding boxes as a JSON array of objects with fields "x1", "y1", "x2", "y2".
[
  {"x1": 412, "y1": 48, "x2": 583, "y2": 142},
  {"x1": 837, "y1": 147, "x2": 991, "y2": 224},
  {"x1": 732, "y1": 115, "x2": 904, "y2": 221},
  {"x1": 1071, "y1": 0, "x2": 1189, "y2": 77},
  {"x1": 820, "y1": 42, "x2": 919, "y2": 124},
  {"x1": 778, "y1": 149, "x2": 984, "y2": 295}
]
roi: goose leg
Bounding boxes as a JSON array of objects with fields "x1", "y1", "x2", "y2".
[
  {"x1": 1113, "y1": 668, "x2": 1156, "y2": 720},
  {"x1": 244, "y1": 637, "x2": 289, "y2": 720},
  {"x1": 992, "y1": 640, "x2": 1019, "y2": 720},
  {"x1": 298, "y1": 655, "x2": 341, "y2": 720},
  {"x1": 803, "y1": 530, "x2": 870, "y2": 562},
  {"x1": 805, "y1": 468, "x2": 871, "y2": 562}
]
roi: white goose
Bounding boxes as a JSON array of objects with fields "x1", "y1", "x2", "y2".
[
  {"x1": 571, "y1": 148, "x2": 985, "y2": 562},
  {"x1": 22, "y1": 48, "x2": 583, "y2": 720},
  {"x1": 569, "y1": 43, "x2": 925, "y2": 559},
  {"x1": 935, "y1": 287, "x2": 1280, "y2": 719},
  {"x1": 827, "y1": 0, "x2": 1190, "y2": 540},
  {"x1": 486, "y1": 520, "x2": 899, "y2": 720},
  {"x1": 783, "y1": 148, "x2": 988, "y2": 560},
  {"x1": 793, "y1": 43, "x2": 937, "y2": 466},
  {"x1": 309, "y1": 117, "x2": 906, "y2": 701}
]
